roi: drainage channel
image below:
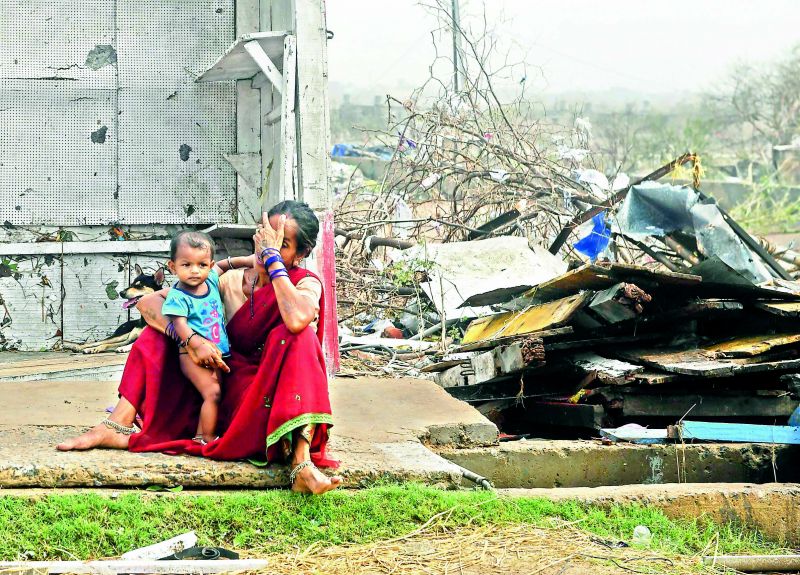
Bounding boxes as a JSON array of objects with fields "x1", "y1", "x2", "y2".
[{"x1": 439, "y1": 440, "x2": 800, "y2": 489}]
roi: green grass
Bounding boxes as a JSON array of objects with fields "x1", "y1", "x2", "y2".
[{"x1": 0, "y1": 484, "x2": 785, "y2": 561}]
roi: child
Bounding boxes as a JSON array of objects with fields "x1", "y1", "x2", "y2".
[{"x1": 161, "y1": 231, "x2": 245, "y2": 444}]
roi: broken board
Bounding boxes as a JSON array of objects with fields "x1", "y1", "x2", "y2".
[
  {"x1": 461, "y1": 293, "x2": 589, "y2": 345},
  {"x1": 756, "y1": 301, "x2": 800, "y2": 317},
  {"x1": 523, "y1": 262, "x2": 701, "y2": 303},
  {"x1": 705, "y1": 333, "x2": 800, "y2": 358},
  {"x1": 568, "y1": 352, "x2": 644, "y2": 385}
]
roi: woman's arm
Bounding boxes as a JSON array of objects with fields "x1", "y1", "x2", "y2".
[
  {"x1": 254, "y1": 218, "x2": 317, "y2": 334},
  {"x1": 136, "y1": 290, "x2": 230, "y2": 372},
  {"x1": 214, "y1": 254, "x2": 257, "y2": 275},
  {"x1": 136, "y1": 289, "x2": 170, "y2": 333}
]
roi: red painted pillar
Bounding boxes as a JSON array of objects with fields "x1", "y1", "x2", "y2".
[{"x1": 319, "y1": 210, "x2": 340, "y2": 374}]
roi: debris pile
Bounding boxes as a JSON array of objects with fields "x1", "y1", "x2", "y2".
[{"x1": 336, "y1": 153, "x2": 800, "y2": 436}]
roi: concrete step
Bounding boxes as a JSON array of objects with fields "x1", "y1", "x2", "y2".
[{"x1": 0, "y1": 353, "x2": 127, "y2": 383}]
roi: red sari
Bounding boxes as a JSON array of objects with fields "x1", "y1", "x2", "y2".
[{"x1": 119, "y1": 266, "x2": 338, "y2": 468}]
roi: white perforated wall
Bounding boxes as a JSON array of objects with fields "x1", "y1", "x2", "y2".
[{"x1": 0, "y1": 0, "x2": 237, "y2": 227}]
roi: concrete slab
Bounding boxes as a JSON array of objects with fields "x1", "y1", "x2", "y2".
[{"x1": 0, "y1": 376, "x2": 497, "y2": 489}]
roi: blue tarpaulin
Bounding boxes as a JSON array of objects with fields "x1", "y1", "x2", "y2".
[{"x1": 573, "y1": 212, "x2": 611, "y2": 261}]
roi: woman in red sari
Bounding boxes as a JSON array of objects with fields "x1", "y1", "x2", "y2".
[{"x1": 57, "y1": 201, "x2": 342, "y2": 495}]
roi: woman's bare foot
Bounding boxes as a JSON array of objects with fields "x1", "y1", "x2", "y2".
[
  {"x1": 56, "y1": 423, "x2": 131, "y2": 451},
  {"x1": 290, "y1": 462, "x2": 343, "y2": 495}
]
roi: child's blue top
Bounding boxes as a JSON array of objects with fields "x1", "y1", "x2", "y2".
[{"x1": 161, "y1": 268, "x2": 230, "y2": 355}]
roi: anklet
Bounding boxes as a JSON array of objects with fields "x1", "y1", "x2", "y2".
[
  {"x1": 289, "y1": 460, "x2": 316, "y2": 484},
  {"x1": 102, "y1": 418, "x2": 140, "y2": 435}
]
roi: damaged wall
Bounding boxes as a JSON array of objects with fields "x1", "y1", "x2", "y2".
[
  {"x1": 0, "y1": 223, "x2": 175, "y2": 350},
  {"x1": 0, "y1": 0, "x2": 237, "y2": 349},
  {"x1": 0, "y1": 0, "x2": 237, "y2": 226}
]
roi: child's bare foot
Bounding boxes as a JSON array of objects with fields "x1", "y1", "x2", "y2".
[
  {"x1": 56, "y1": 423, "x2": 131, "y2": 451},
  {"x1": 290, "y1": 461, "x2": 343, "y2": 495}
]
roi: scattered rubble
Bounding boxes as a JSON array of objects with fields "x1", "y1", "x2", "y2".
[{"x1": 335, "y1": 152, "x2": 800, "y2": 437}]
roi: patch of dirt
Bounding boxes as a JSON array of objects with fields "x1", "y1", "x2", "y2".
[{"x1": 249, "y1": 522, "x2": 698, "y2": 575}]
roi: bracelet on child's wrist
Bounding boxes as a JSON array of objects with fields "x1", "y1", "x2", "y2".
[
  {"x1": 227, "y1": 255, "x2": 235, "y2": 269},
  {"x1": 182, "y1": 332, "x2": 200, "y2": 348}
]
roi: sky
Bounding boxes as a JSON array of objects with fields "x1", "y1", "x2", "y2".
[{"x1": 326, "y1": 0, "x2": 800, "y2": 105}]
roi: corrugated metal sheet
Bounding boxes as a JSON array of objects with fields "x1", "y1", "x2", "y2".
[
  {"x1": 116, "y1": 0, "x2": 237, "y2": 225},
  {"x1": 0, "y1": 256, "x2": 63, "y2": 350}
]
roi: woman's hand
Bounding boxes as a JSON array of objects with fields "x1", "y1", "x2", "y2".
[
  {"x1": 187, "y1": 335, "x2": 230, "y2": 373},
  {"x1": 254, "y1": 212, "x2": 285, "y2": 261}
]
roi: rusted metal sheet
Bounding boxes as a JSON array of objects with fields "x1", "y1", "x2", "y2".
[
  {"x1": 0, "y1": 257, "x2": 62, "y2": 351},
  {"x1": 706, "y1": 333, "x2": 800, "y2": 358},
  {"x1": 461, "y1": 293, "x2": 589, "y2": 345},
  {"x1": 524, "y1": 263, "x2": 701, "y2": 303}
]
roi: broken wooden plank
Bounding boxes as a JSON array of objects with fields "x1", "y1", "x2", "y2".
[
  {"x1": 434, "y1": 340, "x2": 543, "y2": 386},
  {"x1": 543, "y1": 333, "x2": 664, "y2": 352},
  {"x1": 420, "y1": 352, "x2": 477, "y2": 373},
  {"x1": 755, "y1": 301, "x2": 800, "y2": 317},
  {"x1": 628, "y1": 371, "x2": 679, "y2": 386},
  {"x1": 524, "y1": 262, "x2": 701, "y2": 303},
  {"x1": 677, "y1": 421, "x2": 800, "y2": 444},
  {"x1": 616, "y1": 348, "x2": 735, "y2": 377},
  {"x1": 461, "y1": 293, "x2": 589, "y2": 345},
  {"x1": 196, "y1": 32, "x2": 289, "y2": 83},
  {"x1": 568, "y1": 353, "x2": 644, "y2": 385},
  {"x1": 706, "y1": 333, "x2": 800, "y2": 358},
  {"x1": 456, "y1": 327, "x2": 572, "y2": 352},
  {"x1": 619, "y1": 393, "x2": 798, "y2": 419}
]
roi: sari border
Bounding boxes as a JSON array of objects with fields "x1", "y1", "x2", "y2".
[{"x1": 266, "y1": 413, "x2": 334, "y2": 450}]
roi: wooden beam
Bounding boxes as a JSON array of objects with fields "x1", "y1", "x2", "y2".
[
  {"x1": 293, "y1": 0, "x2": 331, "y2": 210},
  {"x1": 235, "y1": 0, "x2": 261, "y2": 224},
  {"x1": 277, "y1": 34, "x2": 297, "y2": 202},
  {"x1": 263, "y1": 106, "x2": 282, "y2": 125},
  {"x1": 243, "y1": 40, "x2": 283, "y2": 93}
]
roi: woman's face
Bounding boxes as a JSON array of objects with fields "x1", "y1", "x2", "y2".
[{"x1": 269, "y1": 214, "x2": 304, "y2": 268}]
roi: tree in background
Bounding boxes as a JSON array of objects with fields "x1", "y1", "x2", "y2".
[{"x1": 708, "y1": 44, "x2": 800, "y2": 162}]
